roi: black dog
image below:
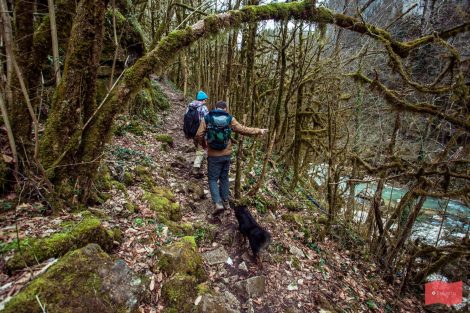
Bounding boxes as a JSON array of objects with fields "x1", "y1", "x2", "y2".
[{"x1": 234, "y1": 205, "x2": 271, "y2": 264}]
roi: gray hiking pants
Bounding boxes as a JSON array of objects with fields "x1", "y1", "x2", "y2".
[{"x1": 193, "y1": 145, "x2": 205, "y2": 169}]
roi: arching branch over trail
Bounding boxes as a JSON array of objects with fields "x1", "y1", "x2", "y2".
[
  {"x1": 100, "y1": 0, "x2": 468, "y2": 128},
  {"x1": 41, "y1": 0, "x2": 470, "y2": 205}
]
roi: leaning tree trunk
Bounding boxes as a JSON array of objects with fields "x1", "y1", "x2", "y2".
[{"x1": 39, "y1": 0, "x2": 109, "y2": 207}]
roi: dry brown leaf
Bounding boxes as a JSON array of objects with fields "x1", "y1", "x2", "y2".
[{"x1": 2, "y1": 154, "x2": 13, "y2": 163}]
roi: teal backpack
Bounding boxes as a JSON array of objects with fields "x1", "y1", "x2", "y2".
[{"x1": 205, "y1": 110, "x2": 233, "y2": 150}]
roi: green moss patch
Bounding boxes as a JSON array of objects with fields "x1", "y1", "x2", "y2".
[
  {"x1": 142, "y1": 186, "x2": 181, "y2": 222},
  {"x1": 157, "y1": 236, "x2": 206, "y2": 282},
  {"x1": 151, "y1": 80, "x2": 170, "y2": 110},
  {"x1": 155, "y1": 133, "x2": 174, "y2": 145},
  {"x1": 161, "y1": 273, "x2": 198, "y2": 313},
  {"x1": 5, "y1": 215, "x2": 120, "y2": 273},
  {"x1": 166, "y1": 221, "x2": 194, "y2": 236},
  {"x1": 2, "y1": 244, "x2": 144, "y2": 313},
  {"x1": 95, "y1": 165, "x2": 127, "y2": 192}
]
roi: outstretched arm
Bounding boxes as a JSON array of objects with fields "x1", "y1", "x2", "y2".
[{"x1": 231, "y1": 118, "x2": 267, "y2": 136}]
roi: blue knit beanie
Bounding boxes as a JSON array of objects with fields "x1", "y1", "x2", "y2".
[{"x1": 196, "y1": 90, "x2": 208, "y2": 101}]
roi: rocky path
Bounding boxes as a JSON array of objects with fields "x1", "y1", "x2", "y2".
[
  {"x1": 125, "y1": 81, "x2": 426, "y2": 313},
  {"x1": 148, "y1": 81, "x2": 272, "y2": 312}
]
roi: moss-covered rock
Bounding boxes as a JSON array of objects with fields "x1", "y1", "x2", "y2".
[
  {"x1": 129, "y1": 78, "x2": 170, "y2": 123},
  {"x1": 193, "y1": 222, "x2": 218, "y2": 245},
  {"x1": 113, "y1": 118, "x2": 149, "y2": 137},
  {"x1": 134, "y1": 88, "x2": 153, "y2": 114},
  {"x1": 95, "y1": 165, "x2": 128, "y2": 192},
  {"x1": 185, "y1": 181, "x2": 205, "y2": 200},
  {"x1": 167, "y1": 221, "x2": 194, "y2": 236},
  {"x1": 161, "y1": 273, "x2": 198, "y2": 313},
  {"x1": 156, "y1": 236, "x2": 206, "y2": 282},
  {"x1": 195, "y1": 291, "x2": 241, "y2": 313},
  {"x1": 142, "y1": 186, "x2": 181, "y2": 222},
  {"x1": 5, "y1": 215, "x2": 120, "y2": 273},
  {"x1": 2, "y1": 244, "x2": 145, "y2": 313},
  {"x1": 150, "y1": 79, "x2": 170, "y2": 110}
]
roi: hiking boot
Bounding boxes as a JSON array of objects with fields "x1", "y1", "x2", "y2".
[
  {"x1": 213, "y1": 202, "x2": 225, "y2": 216},
  {"x1": 219, "y1": 202, "x2": 232, "y2": 218}
]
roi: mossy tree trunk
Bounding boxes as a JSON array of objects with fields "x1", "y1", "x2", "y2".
[{"x1": 39, "y1": 0, "x2": 109, "y2": 205}]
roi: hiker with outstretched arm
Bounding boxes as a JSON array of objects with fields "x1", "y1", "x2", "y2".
[
  {"x1": 183, "y1": 90, "x2": 209, "y2": 177},
  {"x1": 195, "y1": 101, "x2": 268, "y2": 215}
]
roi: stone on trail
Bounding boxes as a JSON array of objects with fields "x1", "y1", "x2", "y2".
[
  {"x1": 235, "y1": 276, "x2": 266, "y2": 298},
  {"x1": 159, "y1": 237, "x2": 210, "y2": 313},
  {"x1": 202, "y1": 246, "x2": 230, "y2": 266},
  {"x1": 186, "y1": 181, "x2": 206, "y2": 200},
  {"x1": 289, "y1": 245, "x2": 305, "y2": 258},
  {"x1": 156, "y1": 236, "x2": 207, "y2": 282},
  {"x1": 246, "y1": 299, "x2": 255, "y2": 313},
  {"x1": 161, "y1": 273, "x2": 198, "y2": 313},
  {"x1": 2, "y1": 244, "x2": 145, "y2": 313},
  {"x1": 238, "y1": 261, "x2": 248, "y2": 272},
  {"x1": 196, "y1": 291, "x2": 241, "y2": 313}
]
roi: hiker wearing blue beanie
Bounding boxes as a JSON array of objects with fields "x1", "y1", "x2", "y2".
[
  {"x1": 183, "y1": 90, "x2": 209, "y2": 177},
  {"x1": 197, "y1": 90, "x2": 208, "y2": 101}
]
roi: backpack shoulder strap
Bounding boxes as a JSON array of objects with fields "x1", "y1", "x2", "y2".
[{"x1": 204, "y1": 112, "x2": 213, "y2": 125}]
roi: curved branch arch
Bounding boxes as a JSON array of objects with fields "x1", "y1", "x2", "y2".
[
  {"x1": 98, "y1": 0, "x2": 468, "y2": 127},
  {"x1": 62, "y1": 0, "x2": 468, "y2": 203}
]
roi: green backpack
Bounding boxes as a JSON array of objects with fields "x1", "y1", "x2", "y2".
[{"x1": 205, "y1": 110, "x2": 233, "y2": 150}]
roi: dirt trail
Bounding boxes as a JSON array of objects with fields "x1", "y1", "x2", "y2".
[{"x1": 138, "y1": 81, "x2": 426, "y2": 312}]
